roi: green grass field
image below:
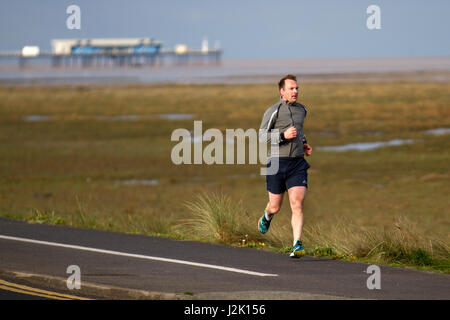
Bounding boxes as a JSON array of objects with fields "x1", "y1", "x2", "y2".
[{"x1": 0, "y1": 81, "x2": 449, "y2": 272}]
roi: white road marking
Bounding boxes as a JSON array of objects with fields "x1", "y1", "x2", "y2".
[{"x1": 0, "y1": 234, "x2": 278, "y2": 277}]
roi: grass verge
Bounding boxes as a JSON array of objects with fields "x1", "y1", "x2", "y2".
[
  {"x1": 180, "y1": 192, "x2": 449, "y2": 273},
  {"x1": 5, "y1": 190, "x2": 449, "y2": 274}
]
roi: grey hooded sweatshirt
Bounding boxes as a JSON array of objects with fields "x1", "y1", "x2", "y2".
[{"x1": 259, "y1": 99, "x2": 308, "y2": 158}]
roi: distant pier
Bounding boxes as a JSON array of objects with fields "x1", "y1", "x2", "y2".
[
  {"x1": 0, "y1": 38, "x2": 223, "y2": 68},
  {"x1": 0, "y1": 49, "x2": 222, "y2": 68}
]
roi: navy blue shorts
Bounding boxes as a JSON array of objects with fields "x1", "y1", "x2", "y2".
[{"x1": 266, "y1": 157, "x2": 310, "y2": 194}]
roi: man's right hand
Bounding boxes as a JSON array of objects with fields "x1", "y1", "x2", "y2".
[{"x1": 283, "y1": 126, "x2": 297, "y2": 139}]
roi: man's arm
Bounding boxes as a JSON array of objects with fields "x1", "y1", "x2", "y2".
[
  {"x1": 300, "y1": 104, "x2": 311, "y2": 156},
  {"x1": 259, "y1": 106, "x2": 283, "y2": 144},
  {"x1": 302, "y1": 135, "x2": 312, "y2": 156}
]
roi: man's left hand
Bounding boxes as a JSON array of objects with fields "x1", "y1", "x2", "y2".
[{"x1": 303, "y1": 143, "x2": 312, "y2": 156}]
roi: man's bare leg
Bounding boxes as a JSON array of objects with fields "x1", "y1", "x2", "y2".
[
  {"x1": 265, "y1": 191, "x2": 284, "y2": 218},
  {"x1": 287, "y1": 186, "x2": 307, "y2": 244},
  {"x1": 259, "y1": 191, "x2": 284, "y2": 234}
]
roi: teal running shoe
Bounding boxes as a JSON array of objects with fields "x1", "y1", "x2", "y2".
[
  {"x1": 290, "y1": 240, "x2": 305, "y2": 258},
  {"x1": 258, "y1": 214, "x2": 271, "y2": 234}
]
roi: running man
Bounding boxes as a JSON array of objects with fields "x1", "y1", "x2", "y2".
[{"x1": 258, "y1": 74, "x2": 312, "y2": 258}]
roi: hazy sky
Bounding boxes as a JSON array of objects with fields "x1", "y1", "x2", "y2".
[{"x1": 0, "y1": 0, "x2": 449, "y2": 59}]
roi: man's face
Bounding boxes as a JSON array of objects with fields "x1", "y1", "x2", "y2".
[{"x1": 280, "y1": 79, "x2": 298, "y2": 103}]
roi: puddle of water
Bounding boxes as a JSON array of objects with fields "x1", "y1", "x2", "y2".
[
  {"x1": 188, "y1": 131, "x2": 255, "y2": 144},
  {"x1": 158, "y1": 113, "x2": 194, "y2": 120},
  {"x1": 23, "y1": 115, "x2": 52, "y2": 122},
  {"x1": 228, "y1": 173, "x2": 259, "y2": 179},
  {"x1": 317, "y1": 139, "x2": 416, "y2": 152},
  {"x1": 189, "y1": 130, "x2": 207, "y2": 143},
  {"x1": 115, "y1": 179, "x2": 159, "y2": 186},
  {"x1": 97, "y1": 115, "x2": 140, "y2": 121},
  {"x1": 358, "y1": 131, "x2": 384, "y2": 136},
  {"x1": 317, "y1": 131, "x2": 337, "y2": 137},
  {"x1": 191, "y1": 135, "x2": 203, "y2": 143},
  {"x1": 33, "y1": 192, "x2": 53, "y2": 198},
  {"x1": 425, "y1": 128, "x2": 450, "y2": 135}
]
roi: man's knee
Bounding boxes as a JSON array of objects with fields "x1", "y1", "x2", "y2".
[
  {"x1": 290, "y1": 200, "x2": 304, "y2": 214},
  {"x1": 267, "y1": 202, "x2": 281, "y2": 214}
]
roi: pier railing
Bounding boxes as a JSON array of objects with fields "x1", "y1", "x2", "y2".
[{"x1": 0, "y1": 49, "x2": 223, "y2": 68}]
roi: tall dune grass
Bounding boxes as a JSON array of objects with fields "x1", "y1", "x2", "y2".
[
  {"x1": 181, "y1": 192, "x2": 449, "y2": 272},
  {"x1": 303, "y1": 216, "x2": 449, "y2": 271},
  {"x1": 175, "y1": 193, "x2": 290, "y2": 248}
]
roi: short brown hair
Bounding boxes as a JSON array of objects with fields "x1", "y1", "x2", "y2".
[{"x1": 278, "y1": 74, "x2": 297, "y2": 90}]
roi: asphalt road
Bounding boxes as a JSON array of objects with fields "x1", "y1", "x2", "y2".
[
  {"x1": 0, "y1": 217, "x2": 449, "y2": 300},
  {"x1": 0, "y1": 288, "x2": 49, "y2": 300}
]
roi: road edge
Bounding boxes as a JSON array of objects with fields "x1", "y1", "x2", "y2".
[
  {"x1": 0, "y1": 269, "x2": 358, "y2": 300},
  {"x1": 0, "y1": 269, "x2": 185, "y2": 300}
]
